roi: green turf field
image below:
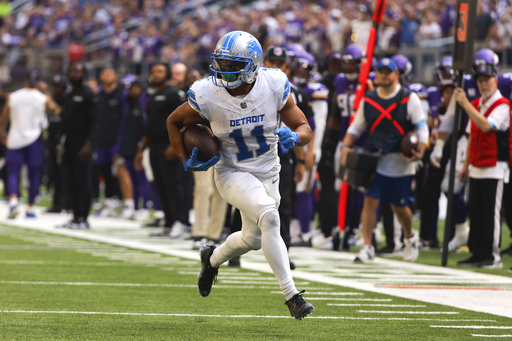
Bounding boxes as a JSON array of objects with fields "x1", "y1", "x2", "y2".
[{"x1": 1, "y1": 224, "x2": 511, "y2": 340}]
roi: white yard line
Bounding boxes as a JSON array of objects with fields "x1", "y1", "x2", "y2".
[
  {"x1": 358, "y1": 310, "x2": 459, "y2": 314},
  {"x1": 431, "y1": 326, "x2": 512, "y2": 329},
  {"x1": 0, "y1": 310, "x2": 497, "y2": 321}
]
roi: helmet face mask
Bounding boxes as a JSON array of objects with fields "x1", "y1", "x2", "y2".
[
  {"x1": 293, "y1": 53, "x2": 315, "y2": 86},
  {"x1": 435, "y1": 56, "x2": 456, "y2": 87},
  {"x1": 342, "y1": 44, "x2": 364, "y2": 81},
  {"x1": 210, "y1": 31, "x2": 262, "y2": 88}
]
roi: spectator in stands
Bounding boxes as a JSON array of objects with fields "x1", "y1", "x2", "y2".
[{"x1": 416, "y1": 9, "x2": 442, "y2": 44}]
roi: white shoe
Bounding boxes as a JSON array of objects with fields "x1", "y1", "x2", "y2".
[
  {"x1": 354, "y1": 245, "x2": 375, "y2": 263},
  {"x1": 403, "y1": 230, "x2": 419, "y2": 262},
  {"x1": 447, "y1": 224, "x2": 469, "y2": 252},
  {"x1": 133, "y1": 209, "x2": 150, "y2": 222},
  {"x1": 118, "y1": 207, "x2": 135, "y2": 219},
  {"x1": 192, "y1": 237, "x2": 208, "y2": 250},
  {"x1": 311, "y1": 233, "x2": 333, "y2": 250},
  {"x1": 169, "y1": 221, "x2": 187, "y2": 239}
]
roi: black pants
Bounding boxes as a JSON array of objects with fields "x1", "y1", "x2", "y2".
[
  {"x1": 95, "y1": 162, "x2": 120, "y2": 199},
  {"x1": 278, "y1": 152, "x2": 295, "y2": 249},
  {"x1": 503, "y1": 169, "x2": 512, "y2": 236},
  {"x1": 317, "y1": 150, "x2": 338, "y2": 236},
  {"x1": 149, "y1": 145, "x2": 189, "y2": 227},
  {"x1": 63, "y1": 150, "x2": 92, "y2": 220},
  {"x1": 47, "y1": 133, "x2": 65, "y2": 210},
  {"x1": 468, "y1": 177, "x2": 503, "y2": 262},
  {"x1": 419, "y1": 141, "x2": 452, "y2": 242}
]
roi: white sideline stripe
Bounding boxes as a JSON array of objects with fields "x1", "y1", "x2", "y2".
[
  {"x1": 471, "y1": 335, "x2": 512, "y2": 338},
  {"x1": 220, "y1": 280, "x2": 310, "y2": 286},
  {"x1": 431, "y1": 326, "x2": 512, "y2": 329},
  {"x1": 359, "y1": 310, "x2": 458, "y2": 314},
  {"x1": 0, "y1": 281, "x2": 198, "y2": 288},
  {"x1": 270, "y1": 291, "x2": 363, "y2": 296},
  {"x1": 0, "y1": 280, "x2": 326, "y2": 290},
  {"x1": 328, "y1": 304, "x2": 426, "y2": 307},
  {"x1": 0, "y1": 260, "x2": 139, "y2": 267},
  {"x1": 308, "y1": 298, "x2": 392, "y2": 301},
  {"x1": 0, "y1": 310, "x2": 496, "y2": 322}
]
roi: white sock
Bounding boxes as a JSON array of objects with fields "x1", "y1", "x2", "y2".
[
  {"x1": 124, "y1": 199, "x2": 134, "y2": 209},
  {"x1": 259, "y1": 210, "x2": 298, "y2": 301},
  {"x1": 9, "y1": 198, "x2": 18, "y2": 207}
]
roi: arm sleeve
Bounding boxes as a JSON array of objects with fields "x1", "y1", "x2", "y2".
[
  {"x1": 407, "y1": 92, "x2": 429, "y2": 144},
  {"x1": 438, "y1": 96, "x2": 456, "y2": 133},
  {"x1": 86, "y1": 91, "x2": 99, "y2": 148},
  {"x1": 346, "y1": 100, "x2": 367, "y2": 137}
]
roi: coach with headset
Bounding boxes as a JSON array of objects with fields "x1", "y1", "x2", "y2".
[{"x1": 134, "y1": 62, "x2": 189, "y2": 237}]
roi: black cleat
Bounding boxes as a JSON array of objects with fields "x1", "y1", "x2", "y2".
[
  {"x1": 285, "y1": 290, "x2": 315, "y2": 320},
  {"x1": 197, "y1": 244, "x2": 218, "y2": 297},
  {"x1": 228, "y1": 256, "x2": 240, "y2": 267}
]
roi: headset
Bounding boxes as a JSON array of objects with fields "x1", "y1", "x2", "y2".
[{"x1": 149, "y1": 62, "x2": 172, "y2": 81}]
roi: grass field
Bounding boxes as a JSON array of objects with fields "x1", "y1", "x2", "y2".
[{"x1": 1, "y1": 223, "x2": 512, "y2": 340}]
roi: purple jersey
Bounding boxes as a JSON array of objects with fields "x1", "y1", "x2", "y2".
[
  {"x1": 304, "y1": 82, "x2": 329, "y2": 103},
  {"x1": 333, "y1": 73, "x2": 358, "y2": 135},
  {"x1": 498, "y1": 73, "x2": 512, "y2": 101}
]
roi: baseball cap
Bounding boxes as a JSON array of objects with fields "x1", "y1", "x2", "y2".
[
  {"x1": 376, "y1": 58, "x2": 398, "y2": 72},
  {"x1": 265, "y1": 46, "x2": 287, "y2": 62}
]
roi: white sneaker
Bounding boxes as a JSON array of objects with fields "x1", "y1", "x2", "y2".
[
  {"x1": 169, "y1": 221, "x2": 186, "y2": 239},
  {"x1": 192, "y1": 237, "x2": 208, "y2": 250},
  {"x1": 354, "y1": 245, "x2": 375, "y2": 263},
  {"x1": 133, "y1": 209, "x2": 150, "y2": 222},
  {"x1": 447, "y1": 224, "x2": 469, "y2": 252},
  {"x1": 403, "y1": 230, "x2": 419, "y2": 262},
  {"x1": 311, "y1": 233, "x2": 333, "y2": 250},
  {"x1": 118, "y1": 206, "x2": 135, "y2": 219}
]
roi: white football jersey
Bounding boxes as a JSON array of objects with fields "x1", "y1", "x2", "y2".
[{"x1": 188, "y1": 68, "x2": 290, "y2": 175}]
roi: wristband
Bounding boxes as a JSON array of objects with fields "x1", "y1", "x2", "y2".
[{"x1": 296, "y1": 159, "x2": 306, "y2": 164}]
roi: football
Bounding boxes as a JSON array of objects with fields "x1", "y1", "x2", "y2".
[
  {"x1": 400, "y1": 131, "x2": 419, "y2": 157},
  {"x1": 182, "y1": 124, "x2": 220, "y2": 162}
]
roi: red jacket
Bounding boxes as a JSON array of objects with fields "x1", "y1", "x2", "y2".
[{"x1": 469, "y1": 97, "x2": 511, "y2": 167}]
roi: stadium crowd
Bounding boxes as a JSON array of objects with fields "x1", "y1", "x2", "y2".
[
  {"x1": 0, "y1": 0, "x2": 512, "y2": 75},
  {"x1": 0, "y1": 0, "x2": 511, "y2": 273}
]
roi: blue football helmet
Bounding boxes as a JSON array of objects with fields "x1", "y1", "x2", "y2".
[
  {"x1": 472, "y1": 48, "x2": 499, "y2": 78},
  {"x1": 210, "y1": 31, "x2": 263, "y2": 88},
  {"x1": 341, "y1": 44, "x2": 365, "y2": 81},
  {"x1": 434, "y1": 56, "x2": 456, "y2": 88}
]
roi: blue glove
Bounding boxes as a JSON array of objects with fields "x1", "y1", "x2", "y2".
[
  {"x1": 183, "y1": 147, "x2": 221, "y2": 172},
  {"x1": 274, "y1": 127, "x2": 299, "y2": 149}
]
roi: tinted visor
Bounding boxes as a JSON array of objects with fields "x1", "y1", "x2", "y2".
[{"x1": 212, "y1": 58, "x2": 247, "y2": 72}]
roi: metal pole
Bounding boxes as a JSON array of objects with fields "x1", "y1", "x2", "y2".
[{"x1": 441, "y1": 72, "x2": 464, "y2": 266}]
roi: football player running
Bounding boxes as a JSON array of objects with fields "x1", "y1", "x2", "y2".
[{"x1": 166, "y1": 31, "x2": 315, "y2": 320}]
